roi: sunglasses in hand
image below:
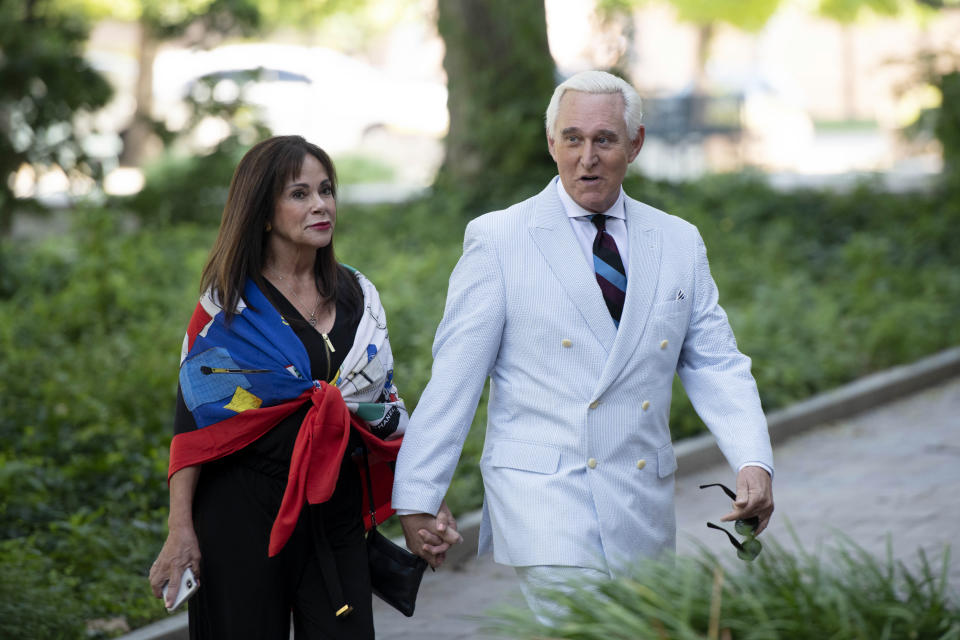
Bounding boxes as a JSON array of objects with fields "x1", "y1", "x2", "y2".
[{"x1": 699, "y1": 482, "x2": 762, "y2": 561}]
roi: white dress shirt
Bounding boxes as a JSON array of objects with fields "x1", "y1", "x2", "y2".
[{"x1": 556, "y1": 178, "x2": 629, "y2": 275}]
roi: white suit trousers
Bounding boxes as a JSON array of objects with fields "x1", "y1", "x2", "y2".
[{"x1": 514, "y1": 565, "x2": 611, "y2": 626}]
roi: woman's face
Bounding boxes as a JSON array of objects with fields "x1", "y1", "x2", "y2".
[{"x1": 266, "y1": 153, "x2": 336, "y2": 259}]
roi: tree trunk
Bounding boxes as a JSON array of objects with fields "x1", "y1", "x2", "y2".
[
  {"x1": 841, "y1": 23, "x2": 856, "y2": 121},
  {"x1": 435, "y1": 0, "x2": 557, "y2": 211},
  {"x1": 693, "y1": 22, "x2": 714, "y2": 92},
  {"x1": 121, "y1": 20, "x2": 159, "y2": 165}
]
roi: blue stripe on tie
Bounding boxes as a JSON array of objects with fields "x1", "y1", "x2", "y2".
[{"x1": 594, "y1": 256, "x2": 627, "y2": 291}]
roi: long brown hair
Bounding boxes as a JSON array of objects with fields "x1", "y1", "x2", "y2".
[{"x1": 199, "y1": 135, "x2": 359, "y2": 320}]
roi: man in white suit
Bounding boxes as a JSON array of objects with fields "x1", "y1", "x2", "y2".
[{"x1": 393, "y1": 70, "x2": 774, "y2": 616}]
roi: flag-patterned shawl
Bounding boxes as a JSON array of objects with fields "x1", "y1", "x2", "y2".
[{"x1": 169, "y1": 267, "x2": 406, "y2": 556}]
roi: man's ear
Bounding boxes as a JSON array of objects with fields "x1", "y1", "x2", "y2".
[
  {"x1": 628, "y1": 125, "x2": 645, "y2": 162},
  {"x1": 546, "y1": 133, "x2": 558, "y2": 163}
]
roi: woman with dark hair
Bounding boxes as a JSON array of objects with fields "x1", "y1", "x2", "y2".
[{"x1": 148, "y1": 136, "x2": 456, "y2": 639}]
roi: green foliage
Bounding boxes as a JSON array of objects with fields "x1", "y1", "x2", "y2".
[
  {"x1": 105, "y1": 0, "x2": 372, "y2": 38},
  {"x1": 68, "y1": 0, "x2": 389, "y2": 32},
  {"x1": 258, "y1": 0, "x2": 374, "y2": 31},
  {"x1": 2, "y1": 162, "x2": 959, "y2": 634},
  {"x1": 484, "y1": 538, "x2": 960, "y2": 638},
  {"x1": 817, "y1": 0, "x2": 901, "y2": 22},
  {"x1": 117, "y1": 70, "x2": 273, "y2": 227},
  {"x1": 128, "y1": 0, "x2": 261, "y2": 40},
  {"x1": 0, "y1": 539, "x2": 85, "y2": 639},
  {"x1": 0, "y1": 0, "x2": 112, "y2": 230},
  {"x1": 598, "y1": 0, "x2": 782, "y2": 31},
  {"x1": 331, "y1": 153, "x2": 396, "y2": 185},
  {"x1": 622, "y1": 172, "x2": 960, "y2": 439},
  {"x1": 668, "y1": 0, "x2": 781, "y2": 31},
  {"x1": 121, "y1": 147, "x2": 239, "y2": 227},
  {"x1": 0, "y1": 210, "x2": 213, "y2": 635}
]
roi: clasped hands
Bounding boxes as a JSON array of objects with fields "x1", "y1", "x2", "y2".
[{"x1": 398, "y1": 501, "x2": 463, "y2": 569}]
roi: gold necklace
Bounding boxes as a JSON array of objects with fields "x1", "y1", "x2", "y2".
[
  {"x1": 268, "y1": 269, "x2": 323, "y2": 326},
  {"x1": 265, "y1": 268, "x2": 337, "y2": 380}
]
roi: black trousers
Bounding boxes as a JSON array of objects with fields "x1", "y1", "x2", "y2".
[{"x1": 188, "y1": 453, "x2": 374, "y2": 639}]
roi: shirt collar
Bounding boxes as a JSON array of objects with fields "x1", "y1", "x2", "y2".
[{"x1": 555, "y1": 176, "x2": 626, "y2": 221}]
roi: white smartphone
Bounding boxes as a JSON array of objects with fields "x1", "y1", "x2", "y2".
[{"x1": 162, "y1": 566, "x2": 200, "y2": 613}]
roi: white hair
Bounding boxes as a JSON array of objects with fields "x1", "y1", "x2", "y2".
[{"x1": 544, "y1": 70, "x2": 644, "y2": 140}]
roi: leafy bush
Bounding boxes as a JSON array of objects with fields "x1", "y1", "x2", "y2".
[
  {"x1": 120, "y1": 146, "x2": 241, "y2": 227},
  {"x1": 0, "y1": 209, "x2": 213, "y2": 634},
  {"x1": 484, "y1": 538, "x2": 960, "y2": 639},
  {"x1": 332, "y1": 152, "x2": 396, "y2": 185},
  {"x1": 2, "y1": 163, "x2": 959, "y2": 635},
  {"x1": 624, "y1": 172, "x2": 960, "y2": 439},
  {"x1": 0, "y1": 539, "x2": 85, "y2": 639},
  {"x1": 120, "y1": 146, "x2": 399, "y2": 228},
  {"x1": 0, "y1": 0, "x2": 112, "y2": 231}
]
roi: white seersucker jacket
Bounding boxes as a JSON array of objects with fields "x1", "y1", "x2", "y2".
[{"x1": 392, "y1": 177, "x2": 773, "y2": 573}]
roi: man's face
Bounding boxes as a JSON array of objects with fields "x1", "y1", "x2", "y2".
[{"x1": 547, "y1": 90, "x2": 644, "y2": 213}]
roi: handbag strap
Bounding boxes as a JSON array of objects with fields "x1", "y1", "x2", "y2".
[
  {"x1": 306, "y1": 507, "x2": 354, "y2": 618},
  {"x1": 360, "y1": 444, "x2": 378, "y2": 529},
  {"x1": 360, "y1": 445, "x2": 432, "y2": 576}
]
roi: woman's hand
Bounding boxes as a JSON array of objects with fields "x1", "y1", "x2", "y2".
[
  {"x1": 149, "y1": 525, "x2": 202, "y2": 609},
  {"x1": 399, "y1": 500, "x2": 463, "y2": 569},
  {"x1": 150, "y1": 465, "x2": 202, "y2": 609}
]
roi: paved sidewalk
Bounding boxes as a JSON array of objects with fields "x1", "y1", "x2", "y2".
[{"x1": 372, "y1": 377, "x2": 960, "y2": 638}]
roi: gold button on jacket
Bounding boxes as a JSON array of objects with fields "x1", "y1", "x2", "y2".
[
  {"x1": 641, "y1": 400, "x2": 651, "y2": 411},
  {"x1": 636, "y1": 459, "x2": 646, "y2": 470},
  {"x1": 561, "y1": 339, "x2": 572, "y2": 348},
  {"x1": 587, "y1": 458, "x2": 598, "y2": 469}
]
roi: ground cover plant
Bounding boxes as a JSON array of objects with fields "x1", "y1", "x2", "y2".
[
  {"x1": 1, "y1": 168, "x2": 959, "y2": 635},
  {"x1": 483, "y1": 537, "x2": 960, "y2": 639}
]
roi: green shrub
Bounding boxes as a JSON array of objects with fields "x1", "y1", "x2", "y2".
[
  {"x1": 2, "y1": 167, "x2": 959, "y2": 635},
  {"x1": 332, "y1": 152, "x2": 396, "y2": 184},
  {"x1": 118, "y1": 147, "x2": 241, "y2": 228},
  {"x1": 484, "y1": 539, "x2": 960, "y2": 639},
  {"x1": 0, "y1": 208, "x2": 213, "y2": 633},
  {"x1": 621, "y1": 173, "x2": 960, "y2": 439},
  {"x1": 0, "y1": 538, "x2": 85, "y2": 639}
]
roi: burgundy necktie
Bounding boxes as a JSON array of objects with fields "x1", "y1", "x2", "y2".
[{"x1": 590, "y1": 214, "x2": 627, "y2": 326}]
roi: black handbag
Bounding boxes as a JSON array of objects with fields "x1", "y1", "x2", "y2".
[{"x1": 361, "y1": 447, "x2": 428, "y2": 617}]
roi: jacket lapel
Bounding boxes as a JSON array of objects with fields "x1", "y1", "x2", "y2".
[
  {"x1": 594, "y1": 197, "x2": 663, "y2": 396},
  {"x1": 528, "y1": 182, "x2": 617, "y2": 353}
]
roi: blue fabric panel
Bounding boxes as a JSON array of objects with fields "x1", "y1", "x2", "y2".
[
  {"x1": 180, "y1": 347, "x2": 251, "y2": 411},
  {"x1": 180, "y1": 280, "x2": 314, "y2": 429}
]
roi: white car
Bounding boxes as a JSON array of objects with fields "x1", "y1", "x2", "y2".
[{"x1": 152, "y1": 43, "x2": 448, "y2": 153}]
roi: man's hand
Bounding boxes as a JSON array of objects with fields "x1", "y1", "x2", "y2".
[
  {"x1": 720, "y1": 466, "x2": 774, "y2": 535},
  {"x1": 399, "y1": 501, "x2": 462, "y2": 569}
]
